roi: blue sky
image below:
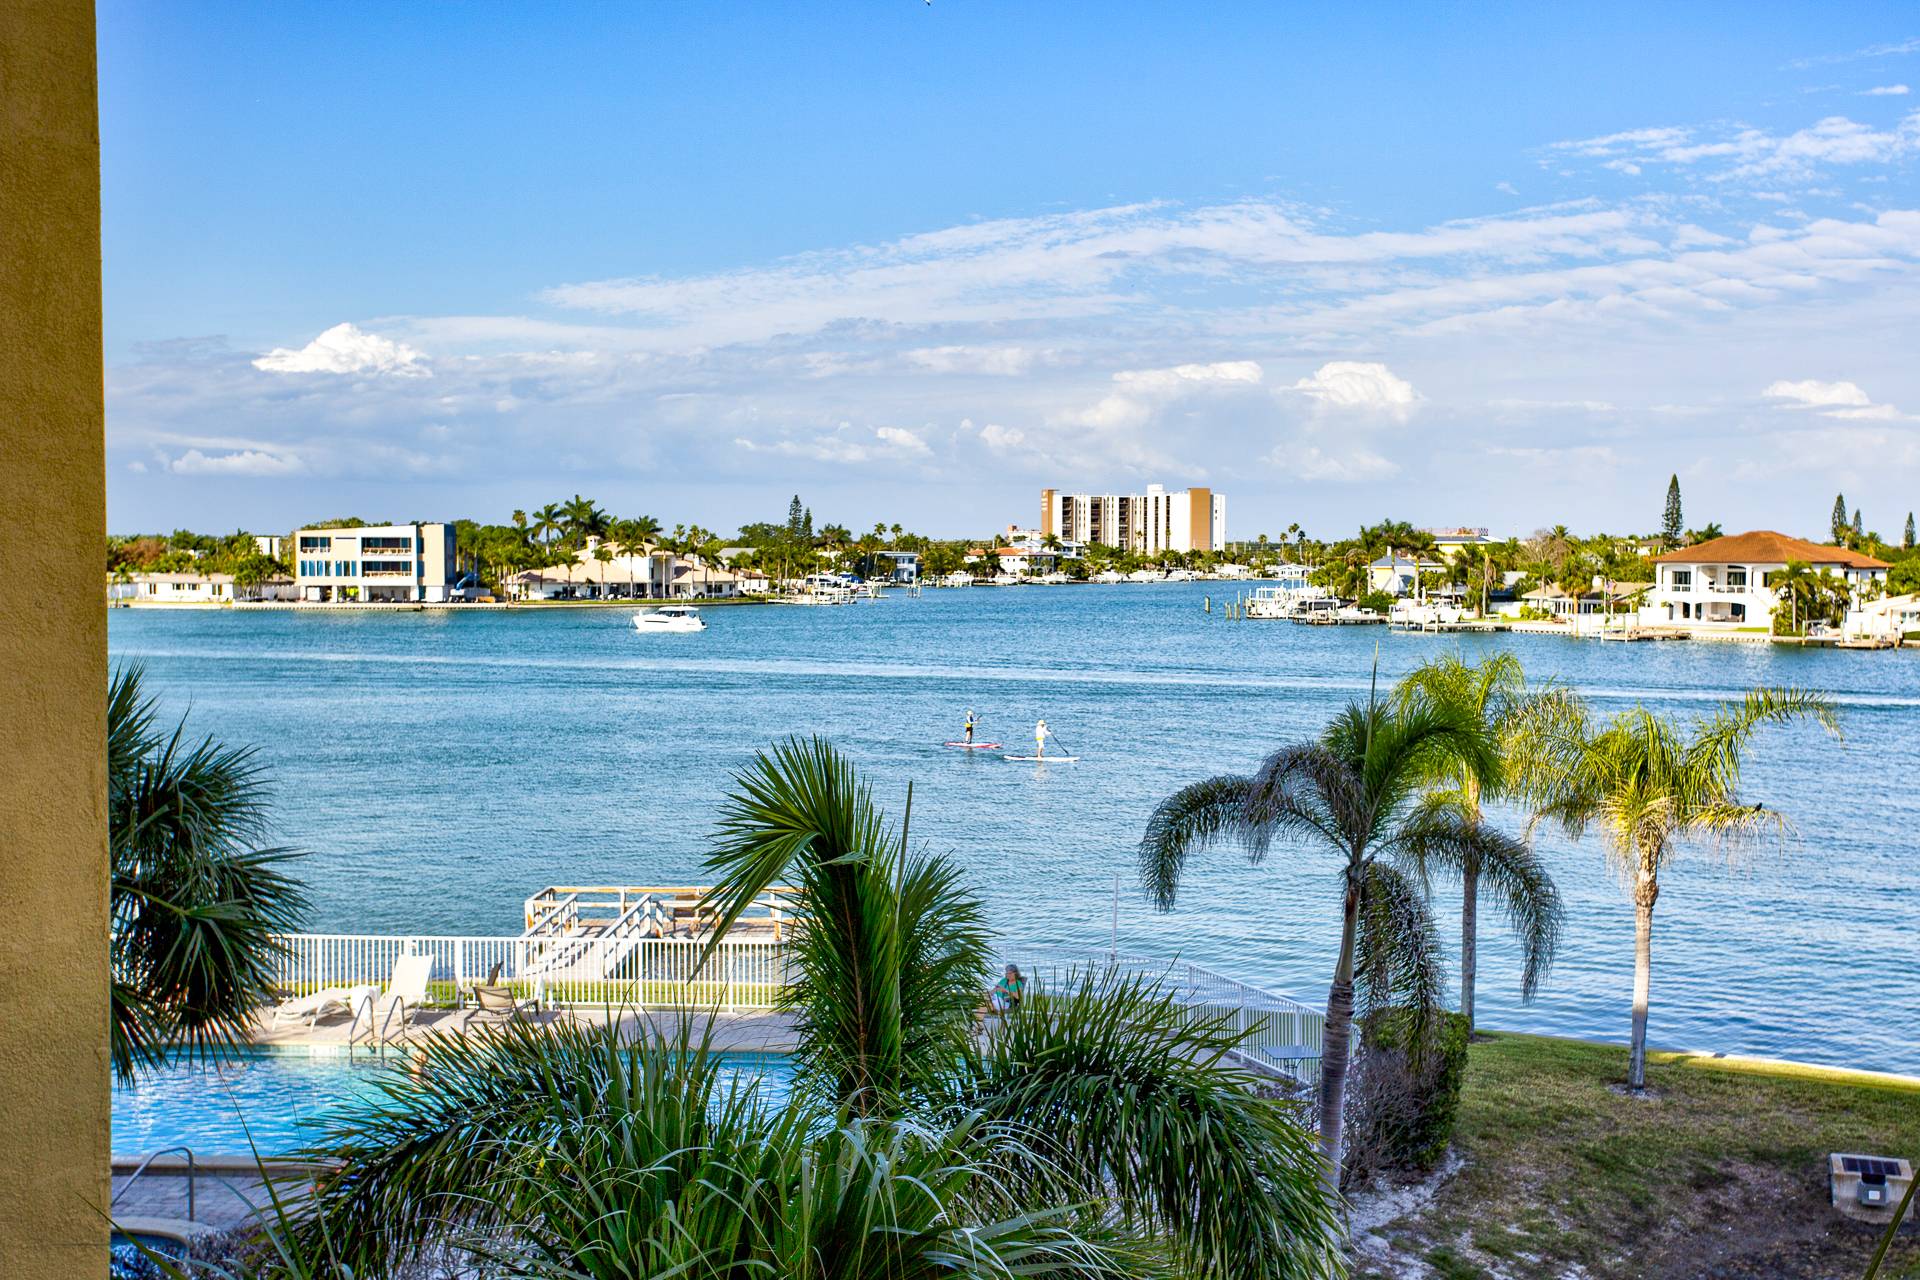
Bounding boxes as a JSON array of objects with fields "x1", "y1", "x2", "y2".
[{"x1": 102, "y1": 3, "x2": 1920, "y2": 540}]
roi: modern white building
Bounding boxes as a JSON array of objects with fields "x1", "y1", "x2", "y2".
[
  {"x1": 1640, "y1": 530, "x2": 1889, "y2": 629},
  {"x1": 293, "y1": 522, "x2": 463, "y2": 603},
  {"x1": 1039, "y1": 485, "x2": 1225, "y2": 555}
]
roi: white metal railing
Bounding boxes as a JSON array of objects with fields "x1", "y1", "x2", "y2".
[
  {"x1": 1001, "y1": 948, "x2": 1325, "y2": 1078},
  {"x1": 273, "y1": 934, "x2": 791, "y2": 1012},
  {"x1": 270, "y1": 934, "x2": 1323, "y2": 1068}
]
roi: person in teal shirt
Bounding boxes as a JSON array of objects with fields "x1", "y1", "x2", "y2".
[{"x1": 990, "y1": 963, "x2": 1025, "y2": 1013}]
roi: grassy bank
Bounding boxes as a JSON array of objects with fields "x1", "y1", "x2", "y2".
[{"x1": 1359, "y1": 1032, "x2": 1920, "y2": 1280}]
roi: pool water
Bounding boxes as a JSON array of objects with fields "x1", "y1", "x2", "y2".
[{"x1": 113, "y1": 1048, "x2": 795, "y2": 1156}]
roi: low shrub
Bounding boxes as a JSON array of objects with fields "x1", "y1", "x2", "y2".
[{"x1": 1342, "y1": 1007, "x2": 1470, "y2": 1186}]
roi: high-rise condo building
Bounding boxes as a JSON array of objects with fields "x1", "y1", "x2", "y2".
[{"x1": 1039, "y1": 485, "x2": 1226, "y2": 554}]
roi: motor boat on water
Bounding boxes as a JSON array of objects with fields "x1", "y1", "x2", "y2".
[{"x1": 632, "y1": 604, "x2": 706, "y2": 632}]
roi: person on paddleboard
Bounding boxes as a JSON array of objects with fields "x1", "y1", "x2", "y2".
[
  {"x1": 964, "y1": 709, "x2": 976, "y2": 745},
  {"x1": 1033, "y1": 718, "x2": 1049, "y2": 759}
]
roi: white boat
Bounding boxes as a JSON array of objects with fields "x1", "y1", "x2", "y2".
[
  {"x1": 1126, "y1": 569, "x2": 1165, "y2": 583},
  {"x1": 633, "y1": 605, "x2": 706, "y2": 632},
  {"x1": 941, "y1": 571, "x2": 975, "y2": 588},
  {"x1": 1244, "y1": 583, "x2": 1331, "y2": 619},
  {"x1": 1092, "y1": 569, "x2": 1127, "y2": 584},
  {"x1": 1164, "y1": 569, "x2": 1200, "y2": 583},
  {"x1": 1038, "y1": 571, "x2": 1072, "y2": 585}
]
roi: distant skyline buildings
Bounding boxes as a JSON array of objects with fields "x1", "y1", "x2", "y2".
[
  {"x1": 97, "y1": 5, "x2": 1920, "y2": 537},
  {"x1": 1041, "y1": 485, "x2": 1226, "y2": 556}
]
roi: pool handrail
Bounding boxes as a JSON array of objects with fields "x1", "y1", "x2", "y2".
[{"x1": 113, "y1": 1144, "x2": 197, "y2": 1222}]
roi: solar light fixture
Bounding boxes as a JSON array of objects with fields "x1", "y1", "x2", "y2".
[{"x1": 1829, "y1": 1154, "x2": 1915, "y2": 1224}]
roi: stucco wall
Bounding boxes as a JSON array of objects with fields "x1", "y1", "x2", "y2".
[{"x1": 0, "y1": 1, "x2": 111, "y2": 1273}]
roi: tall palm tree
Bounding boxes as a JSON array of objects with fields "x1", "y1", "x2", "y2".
[
  {"x1": 300, "y1": 740, "x2": 1343, "y2": 1279},
  {"x1": 1393, "y1": 654, "x2": 1573, "y2": 1032},
  {"x1": 531, "y1": 502, "x2": 564, "y2": 548},
  {"x1": 108, "y1": 666, "x2": 307, "y2": 1080},
  {"x1": 1529, "y1": 688, "x2": 1837, "y2": 1090},
  {"x1": 1139, "y1": 687, "x2": 1536, "y2": 1190}
]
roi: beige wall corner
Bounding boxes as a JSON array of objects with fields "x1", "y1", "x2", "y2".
[{"x1": 0, "y1": 1, "x2": 111, "y2": 1274}]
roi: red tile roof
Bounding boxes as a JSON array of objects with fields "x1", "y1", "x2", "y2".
[{"x1": 1653, "y1": 530, "x2": 1889, "y2": 570}]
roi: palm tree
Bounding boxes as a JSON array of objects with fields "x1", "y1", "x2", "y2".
[
  {"x1": 301, "y1": 740, "x2": 1343, "y2": 1278},
  {"x1": 531, "y1": 502, "x2": 563, "y2": 548},
  {"x1": 1393, "y1": 654, "x2": 1573, "y2": 1032},
  {"x1": 1768, "y1": 561, "x2": 1815, "y2": 634},
  {"x1": 1140, "y1": 686, "x2": 1535, "y2": 1190},
  {"x1": 108, "y1": 666, "x2": 307, "y2": 1080},
  {"x1": 1530, "y1": 689, "x2": 1837, "y2": 1090}
]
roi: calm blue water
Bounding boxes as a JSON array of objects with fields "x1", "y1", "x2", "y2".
[
  {"x1": 109, "y1": 586, "x2": 1920, "y2": 1075},
  {"x1": 112, "y1": 1049, "x2": 794, "y2": 1155}
]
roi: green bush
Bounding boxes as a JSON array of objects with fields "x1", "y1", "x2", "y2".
[
  {"x1": 1344, "y1": 1007, "x2": 1471, "y2": 1182},
  {"x1": 1358, "y1": 590, "x2": 1397, "y2": 615}
]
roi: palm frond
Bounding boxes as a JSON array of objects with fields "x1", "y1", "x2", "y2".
[
  {"x1": 957, "y1": 967, "x2": 1344, "y2": 1280},
  {"x1": 108, "y1": 666, "x2": 307, "y2": 1080},
  {"x1": 1393, "y1": 812, "x2": 1562, "y2": 1001},
  {"x1": 1137, "y1": 773, "x2": 1257, "y2": 909},
  {"x1": 1355, "y1": 861, "x2": 1445, "y2": 1025}
]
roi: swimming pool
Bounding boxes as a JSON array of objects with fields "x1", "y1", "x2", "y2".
[{"x1": 113, "y1": 1048, "x2": 796, "y2": 1156}]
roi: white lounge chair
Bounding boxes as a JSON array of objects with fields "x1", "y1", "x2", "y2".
[
  {"x1": 353, "y1": 953, "x2": 435, "y2": 1046},
  {"x1": 272, "y1": 984, "x2": 378, "y2": 1029}
]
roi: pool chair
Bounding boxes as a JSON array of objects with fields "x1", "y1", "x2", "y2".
[
  {"x1": 466, "y1": 981, "x2": 539, "y2": 1027},
  {"x1": 352, "y1": 952, "x2": 436, "y2": 1048},
  {"x1": 271, "y1": 983, "x2": 378, "y2": 1029}
]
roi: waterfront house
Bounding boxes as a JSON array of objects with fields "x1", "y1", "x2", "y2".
[
  {"x1": 1424, "y1": 527, "x2": 1493, "y2": 560},
  {"x1": 1515, "y1": 584, "x2": 1576, "y2": 619},
  {"x1": 1367, "y1": 553, "x2": 1447, "y2": 597},
  {"x1": 874, "y1": 550, "x2": 920, "y2": 584},
  {"x1": 1848, "y1": 592, "x2": 1920, "y2": 643},
  {"x1": 506, "y1": 540, "x2": 758, "y2": 600},
  {"x1": 109, "y1": 571, "x2": 297, "y2": 604},
  {"x1": 293, "y1": 521, "x2": 464, "y2": 603},
  {"x1": 1640, "y1": 530, "x2": 1889, "y2": 630}
]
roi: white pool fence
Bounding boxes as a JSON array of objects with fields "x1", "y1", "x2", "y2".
[{"x1": 272, "y1": 934, "x2": 1326, "y2": 1071}]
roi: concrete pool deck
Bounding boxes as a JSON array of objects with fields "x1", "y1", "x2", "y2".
[{"x1": 243, "y1": 1003, "x2": 801, "y2": 1052}]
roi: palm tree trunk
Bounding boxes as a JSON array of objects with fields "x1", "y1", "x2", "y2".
[
  {"x1": 1628, "y1": 860, "x2": 1659, "y2": 1090},
  {"x1": 1316, "y1": 874, "x2": 1363, "y2": 1194},
  {"x1": 1460, "y1": 861, "x2": 1478, "y2": 1033}
]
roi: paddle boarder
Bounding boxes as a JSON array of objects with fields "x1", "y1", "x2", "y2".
[
  {"x1": 1033, "y1": 718, "x2": 1050, "y2": 760},
  {"x1": 963, "y1": 709, "x2": 976, "y2": 745}
]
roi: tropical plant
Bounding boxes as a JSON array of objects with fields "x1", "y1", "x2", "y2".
[
  {"x1": 1528, "y1": 688, "x2": 1838, "y2": 1089},
  {"x1": 1662, "y1": 474, "x2": 1683, "y2": 545},
  {"x1": 1139, "y1": 685, "x2": 1535, "y2": 1189},
  {"x1": 294, "y1": 739, "x2": 1341, "y2": 1279},
  {"x1": 1392, "y1": 654, "x2": 1572, "y2": 1032},
  {"x1": 108, "y1": 666, "x2": 306, "y2": 1080}
]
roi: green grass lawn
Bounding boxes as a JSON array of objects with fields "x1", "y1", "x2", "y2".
[{"x1": 1360, "y1": 1033, "x2": 1920, "y2": 1280}]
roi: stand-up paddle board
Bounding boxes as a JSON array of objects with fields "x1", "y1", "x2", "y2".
[
  {"x1": 1003, "y1": 754, "x2": 1079, "y2": 763},
  {"x1": 943, "y1": 741, "x2": 1003, "y2": 750}
]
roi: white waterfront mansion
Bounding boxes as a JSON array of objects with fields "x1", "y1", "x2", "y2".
[{"x1": 1641, "y1": 530, "x2": 1889, "y2": 630}]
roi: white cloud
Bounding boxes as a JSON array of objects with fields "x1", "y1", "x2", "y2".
[
  {"x1": 1862, "y1": 85, "x2": 1911, "y2": 96},
  {"x1": 165, "y1": 448, "x2": 304, "y2": 476},
  {"x1": 1763, "y1": 378, "x2": 1907, "y2": 420},
  {"x1": 733, "y1": 423, "x2": 933, "y2": 466},
  {"x1": 1287, "y1": 361, "x2": 1419, "y2": 418},
  {"x1": 1283, "y1": 445, "x2": 1400, "y2": 482},
  {"x1": 253, "y1": 323, "x2": 430, "y2": 377},
  {"x1": 904, "y1": 345, "x2": 1047, "y2": 375},
  {"x1": 1549, "y1": 111, "x2": 1920, "y2": 183},
  {"x1": 1495, "y1": 181, "x2": 1519, "y2": 196},
  {"x1": 1763, "y1": 378, "x2": 1873, "y2": 408}
]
